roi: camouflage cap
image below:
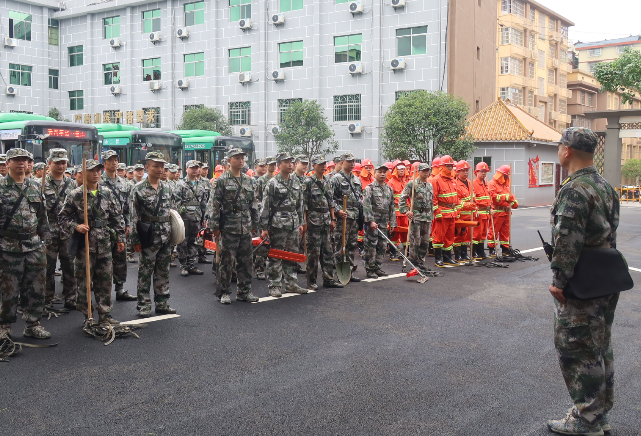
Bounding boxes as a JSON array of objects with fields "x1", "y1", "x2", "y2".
[
  {"x1": 417, "y1": 163, "x2": 431, "y2": 171},
  {"x1": 265, "y1": 156, "x2": 277, "y2": 165},
  {"x1": 226, "y1": 148, "x2": 246, "y2": 159},
  {"x1": 145, "y1": 151, "x2": 166, "y2": 163},
  {"x1": 6, "y1": 148, "x2": 33, "y2": 160},
  {"x1": 133, "y1": 164, "x2": 145, "y2": 170},
  {"x1": 186, "y1": 160, "x2": 200, "y2": 168},
  {"x1": 126, "y1": 166, "x2": 134, "y2": 173},
  {"x1": 85, "y1": 159, "x2": 104, "y2": 170},
  {"x1": 67, "y1": 168, "x2": 75, "y2": 175},
  {"x1": 560, "y1": 127, "x2": 598, "y2": 153},
  {"x1": 334, "y1": 155, "x2": 343, "y2": 163},
  {"x1": 0, "y1": 154, "x2": 6, "y2": 163},
  {"x1": 33, "y1": 162, "x2": 45, "y2": 170},
  {"x1": 255, "y1": 158, "x2": 266, "y2": 166},
  {"x1": 168, "y1": 164, "x2": 178, "y2": 173},
  {"x1": 48, "y1": 148, "x2": 69, "y2": 162},
  {"x1": 74, "y1": 164, "x2": 83, "y2": 172},
  {"x1": 311, "y1": 155, "x2": 327, "y2": 165},
  {"x1": 374, "y1": 163, "x2": 389, "y2": 171},
  {"x1": 340, "y1": 153, "x2": 355, "y2": 162},
  {"x1": 276, "y1": 152, "x2": 293, "y2": 163},
  {"x1": 117, "y1": 163, "x2": 127, "y2": 170},
  {"x1": 295, "y1": 154, "x2": 309, "y2": 164},
  {"x1": 102, "y1": 149, "x2": 118, "y2": 161},
  {"x1": 201, "y1": 162, "x2": 210, "y2": 168},
  {"x1": 164, "y1": 162, "x2": 171, "y2": 169}
]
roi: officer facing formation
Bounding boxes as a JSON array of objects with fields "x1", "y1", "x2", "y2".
[{"x1": 253, "y1": 156, "x2": 277, "y2": 280}]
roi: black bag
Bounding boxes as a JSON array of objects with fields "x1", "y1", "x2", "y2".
[
  {"x1": 136, "y1": 190, "x2": 164, "y2": 250},
  {"x1": 565, "y1": 248, "x2": 634, "y2": 299},
  {"x1": 67, "y1": 231, "x2": 84, "y2": 257}
]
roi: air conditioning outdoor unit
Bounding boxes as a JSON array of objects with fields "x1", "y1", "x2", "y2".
[
  {"x1": 149, "y1": 32, "x2": 161, "y2": 43},
  {"x1": 272, "y1": 13, "x2": 285, "y2": 25},
  {"x1": 348, "y1": 123, "x2": 362, "y2": 134},
  {"x1": 348, "y1": 62, "x2": 363, "y2": 74},
  {"x1": 239, "y1": 72, "x2": 252, "y2": 83},
  {"x1": 149, "y1": 80, "x2": 161, "y2": 91},
  {"x1": 272, "y1": 70, "x2": 285, "y2": 81},
  {"x1": 109, "y1": 38, "x2": 121, "y2": 48},
  {"x1": 390, "y1": 58, "x2": 406, "y2": 70},
  {"x1": 177, "y1": 78, "x2": 189, "y2": 89},
  {"x1": 6, "y1": 86, "x2": 17, "y2": 95},
  {"x1": 110, "y1": 85, "x2": 121, "y2": 95},
  {"x1": 176, "y1": 28, "x2": 189, "y2": 38},
  {"x1": 271, "y1": 126, "x2": 281, "y2": 135},
  {"x1": 4, "y1": 37, "x2": 17, "y2": 47},
  {"x1": 391, "y1": 0, "x2": 406, "y2": 8},
  {"x1": 239, "y1": 127, "x2": 252, "y2": 137},
  {"x1": 349, "y1": 1, "x2": 364, "y2": 14},
  {"x1": 239, "y1": 19, "x2": 252, "y2": 30}
]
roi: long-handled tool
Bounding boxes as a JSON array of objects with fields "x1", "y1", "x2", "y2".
[
  {"x1": 402, "y1": 172, "x2": 417, "y2": 271},
  {"x1": 508, "y1": 163, "x2": 513, "y2": 252},
  {"x1": 336, "y1": 195, "x2": 351, "y2": 285},
  {"x1": 465, "y1": 176, "x2": 476, "y2": 266},
  {"x1": 376, "y1": 228, "x2": 433, "y2": 283},
  {"x1": 83, "y1": 158, "x2": 92, "y2": 326}
]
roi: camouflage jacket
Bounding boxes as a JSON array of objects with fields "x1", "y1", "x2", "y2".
[
  {"x1": 58, "y1": 185, "x2": 126, "y2": 256},
  {"x1": 399, "y1": 179, "x2": 434, "y2": 222},
  {"x1": 330, "y1": 170, "x2": 363, "y2": 220},
  {"x1": 363, "y1": 181, "x2": 397, "y2": 227},
  {"x1": 259, "y1": 173, "x2": 304, "y2": 231},
  {"x1": 43, "y1": 174, "x2": 76, "y2": 239},
  {"x1": 99, "y1": 172, "x2": 131, "y2": 227},
  {"x1": 207, "y1": 171, "x2": 257, "y2": 234},
  {"x1": 550, "y1": 166, "x2": 619, "y2": 290},
  {"x1": 254, "y1": 173, "x2": 273, "y2": 206},
  {"x1": 175, "y1": 178, "x2": 208, "y2": 222},
  {"x1": 130, "y1": 179, "x2": 176, "y2": 246},
  {"x1": 302, "y1": 173, "x2": 334, "y2": 227},
  {"x1": 199, "y1": 176, "x2": 212, "y2": 204},
  {"x1": 0, "y1": 175, "x2": 51, "y2": 252}
]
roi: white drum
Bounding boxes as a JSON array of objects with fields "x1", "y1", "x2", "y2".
[{"x1": 169, "y1": 209, "x2": 185, "y2": 245}]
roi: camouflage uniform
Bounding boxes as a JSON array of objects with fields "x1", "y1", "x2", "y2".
[
  {"x1": 175, "y1": 162, "x2": 208, "y2": 272},
  {"x1": 196, "y1": 175, "x2": 212, "y2": 262},
  {"x1": 362, "y1": 176, "x2": 397, "y2": 274},
  {"x1": 253, "y1": 165, "x2": 275, "y2": 278},
  {"x1": 399, "y1": 168, "x2": 434, "y2": 271}
]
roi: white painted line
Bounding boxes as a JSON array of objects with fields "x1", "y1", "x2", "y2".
[
  {"x1": 120, "y1": 314, "x2": 181, "y2": 326},
  {"x1": 518, "y1": 247, "x2": 544, "y2": 254},
  {"x1": 629, "y1": 267, "x2": 641, "y2": 273},
  {"x1": 362, "y1": 273, "x2": 407, "y2": 282},
  {"x1": 516, "y1": 205, "x2": 552, "y2": 210},
  {"x1": 252, "y1": 289, "x2": 316, "y2": 304}
]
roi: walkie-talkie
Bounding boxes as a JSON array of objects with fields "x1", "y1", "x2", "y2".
[{"x1": 538, "y1": 231, "x2": 554, "y2": 262}]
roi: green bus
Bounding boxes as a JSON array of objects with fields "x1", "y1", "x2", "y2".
[{"x1": 95, "y1": 124, "x2": 183, "y2": 167}]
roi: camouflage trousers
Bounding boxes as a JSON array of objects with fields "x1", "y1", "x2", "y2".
[
  {"x1": 0, "y1": 248, "x2": 46, "y2": 325},
  {"x1": 408, "y1": 221, "x2": 431, "y2": 269},
  {"x1": 266, "y1": 227, "x2": 300, "y2": 291},
  {"x1": 254, "y1": 228, "x2": 266, "y2": 275},
  {"x1": 46, "y1": 237, "x2": 76, "y2": 304},
  {"x1": 217, "y1": 233, "x2": 253, "y2": 297},
  {"x1": 137, "y1": 242, "x2": 171, "y2": 306},
  {"x1": 75, "y1": 250, "x2": 113, "y2": 317},
  {"x1": 306, "y1": 224, "x2": 335, "y2": 284},
  {"x1": 333, "y1": 218, "x2": 360, "y2": 269},
  {"x1": 111, "y1": 238, "x2": 127, "y2": 285},
  {"x1": 177, "y1": 220, "x2": 199, "y2": 270},
  {"x1": 364, "y1": 226, "x2": 388, "y2": 270},
  {"x1": 553, "y1": 293, "x2": 619, "y2": 425}
]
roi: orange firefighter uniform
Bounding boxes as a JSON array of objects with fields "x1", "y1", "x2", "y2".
[
  {"x1": 472, "y1": 162, "x2": 491, "y2": 259},
  {"x1": 453, "y1": 161, "x2": 475, "y2": 262},
  {"x1": 487, "y1": 165, "x2": 519, "y2": 255},
  {"x1": 431, "y1": 155, "x2": 459, "y2": 266},
  {"x1": 387, "y1": 162, "x2": 409, "y2": 249}
]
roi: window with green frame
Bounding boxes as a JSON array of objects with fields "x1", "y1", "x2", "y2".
[
  {"x1": 333, "y1": 94, "x2": 361, "y2": 122},
  {"x1": 9, "y1": 11, "x2": 32, "y2": 41},
  {"x1": 230, "y1": 0, "x2": 251, "y2": 21},
  {"x1": 396, "y1": 26, "x2": 428, "y2": 56},
  {"x1": 49, "y1": 69, "x2": 59, "y2": 89},
  {"x1": 68, "y1": 45, "x2": 83, "y2": 67},
  {"x1": 103, "y1": 63, "x2": 121, "y2": 85},
  {"x1": 48, "y1": 19, "x2": 59, "y2": 45},
  {"x1": 473, "y1": 156, "x2": 492, "y2": 169},
  {"x1": 104, "y1": 16, "x2": 120, "y2": 39},
  {"x1": 184, "y1": 53, "x2": 205, "y2": 77},
  {"x1": 229, "y1": 47, "x2": 251, "y2": 73},
  {"x1": 185, "y1": 2, "x2": 205, "y2": 26},
  {"x1": 335, "y1": 0, "x2": 350, "y2": 3},
  {"x1": 143, "y1": 58, "x2": 161, "y2": 81},
  {"x1": 280, "y1": 0, "x2": 303, "y2": 12},
  {"x1": 69, "y1": 90, "x2": 84, "y2": 111},
  {"x1": 9, "y1": 64, "x2": 32, "y2": 86},
  {"x1": 143, "y1": 9, "x2": 161, "y2": 33},
  {"x1": 334, "y1": 34, "x2": 362, "y2": 63},
  {"x1": 279, "y1": 41, "x2": 303, "y2": 68}
]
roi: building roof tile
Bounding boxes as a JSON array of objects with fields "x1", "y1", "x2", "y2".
[{"x1": 575, "y1": 35, "x2": 641, "y2": 50}]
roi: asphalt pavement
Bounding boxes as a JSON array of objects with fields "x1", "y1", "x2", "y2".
[{"x1": 2, "y1": 206, "x2": 640, "y2": 436}]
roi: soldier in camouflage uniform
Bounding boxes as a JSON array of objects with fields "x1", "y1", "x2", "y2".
[
  {"x1": 0, "y1": 154, "x2": 7, "y2": 178},
  {"x1": 43, "y1": 149, "x2": 77, "y2": 310},
  {"x1": 362, "y1": 164, "x2": 397, "y2": 279},
  {"x1": 132, "y1": 164, "x2": 145, "y2": 185},
  {"x1": 130, "y1": 152, "x2": 177, "y2": 317},
  {"x1": 302, "y1": 156, "x2": 343, "y2": 290},
  {"x1": 399, "y1": 163, "x2": 434, "y2": 273},
  {"x1": 175, "y1": 160, "x2": 207, "y2": 276},
  {"x1": 126, "y1": 166, "x2": 135, "y2": 183},
  {"x1": 32, "y1": 162, "x2": 46, "y2": 183},
  {"x1": 99, "y1": 150, "x2": 136, "y2": 301},
  {"x1": 547, "y1": 128, "x2": 620, "y2": 436},
  {"x1": 253, "y1": 158, "x2": 267, "y2": 180},
  {"x1": 0, "y1": 148, "x2": 52, "y2": 340},
  {"x1": 196, "y1": 163, "x2": 213, "y2": 264},
  {"x1": 294, "y1": 155, "x2": 309, "y2": 272},
  {"x1": 260, "y1": 153, "x2": 308, "y2": 297},
  {"x1": 116, "y1": 163, "x2": 127, "y2": 179},
  {"x1": 253, "y1": 156, "x2": 277, "y2": 280},
  {"x1": 59, "y1": 159, "x2": 126, "y2": 326},
  {"x1": 207, "y1": 148, "x2": 259, "y2": 304}
]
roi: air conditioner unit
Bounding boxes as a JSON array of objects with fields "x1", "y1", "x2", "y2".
[
  {"x1": 391, "y1": 0, "x2": 406, "y2": 8},
  {"x1": 149, "y1": 80, "x2": 161, "y2": 91},
  {"x1": 271, "y1": 126, "x2": 281, "y2": 135},
  {"x1": 349, "y1": 1, "x2": 364, "y2": 14},
  {"x1": 149, "y1": 32, "x2": 161, "y2": 43},
  {"x1": 272, "y1": 13, "x2": 285, "y2": 25},
  {"x1": 176, "y1": 28, "x2": 189, "y2": 38},
  {"x1": 109, "y1": 38, "x2": 121, "y2": 48},
  {"x1": 239, "y1": 72, "x2": 252, "y2": 83},
  {"x1": 239, "y1": 127, "x2": 252, "y2": 137},
  {"x1": 110, "y1": 85, "x2": 121, "y2": 95},
  {"x1": 348, "y1": 62, "x2": 363, "y2": 74},
  {"x1": 239, "y1": 19, "x2": 252, "y2": 30},
  {"x1": 6, "y1": 86, "x2": 17, "y2": 96},
  {"x1": 390, "y1": 58, "x2": 406, "y2": 70},
  {"x1": 177, "y1": 78, "x2": 189, "y2": 89},
  {"x1": 348, "y1": 123, "x2": 362, "y2": 134},
  {"x1": 4, "y1": 37, "x2": 17, "y2": 47},
  {"x1": 272, "y1": 70, "x2": 285, "y2": 81}
]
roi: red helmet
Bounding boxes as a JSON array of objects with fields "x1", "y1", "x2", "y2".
[
  {"x1": 432, "y1": 157, "x2": 443, "y2": 167},
  {"x1": 412, "y1": 161, "x2": 421, "y2": 171},
  {"x1": 497, "y1": 165, "x2": 511, "y2": 176},
  {"x1": 385, "y1": 162, "x2": 394, "y2": 171},
  {"x1": 354, "y1": 163, "x2": 362, "y2": 171},
  {"x1": 327, "y1": 161, "x2": 335, "y2": 168},
  {"x1": 475, "y1": 162, "x2": 490, "y2": 172},
  {"x1": 456, "y1": 160, "x2": 470, "y2": 171},
  {"x1": 362, "y1": 158, "x2": 373, "y2": 167},
  {"x1": 402, "y1": 160, "x2": 410, "y2": 167},
  {"x1": 215, "y1": 165, "x2": 224, "y2": 172},
  {"x1": 440, "y1": 155, "x2": 455, "y2": 165}
]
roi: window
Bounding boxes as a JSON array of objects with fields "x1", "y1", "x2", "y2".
[
  {"x1": 9, "y1": 63, "x2": 32, "y2": 86},
  {"x1": 501, "y1": 0, "x2": 524, "y2": 16},
  {"x1": 559, "y1": 73, "x2": 567, "y2": 87},
  {"x1": 528, "y1": 62, "x2": 535, "y2": 78},
  {"x1": 529, "y1": 9, "x2": 535, "y2": 22},
  {"x1": 588, "y1": 61, "x2": 598, "y2": 74},
  {"x1": 607, "y1": 94, "x2": 612, "y2": 109},
  {"x1": 395, "y1": 90, "x2": 425, "y2": 101},
  {"x1": 500, "y1": 57, "x2": 523, "y2": 76},
  {"x1": 281, "y1": 0, "x2": 303, "y2": 12},
  {"x1": 571, "y1": 115, "x2": 592, "y2": 129},
  {"x1": 588, "y1": 94, "x2": 593, "y2": 107},
  {"x1": 48, "y1": 19, "x2": 59, "y2": 45},
  {"x1": 529, "y1": 34, "x2": 535, "y2": 50},
  {"x1": 587, "y1": 48, "x2": 601, "y2": 57},
  {"x1": 617, "y1": 46, "x2": 628, "y2": 54},
  {"x1": 336, "y1": 0, "x2": 350, "y2": 3},
  {"x1": 539, "y1": 13, "x2": 546, "y2": 39},
  {"x1": 142, "y1": 107, "x2": 161, "y2": 128},
  {"x1": 560, "y1": 50, "x2": 568, "y2": 62},
  {"x1": 9, "y1": 11, "x2": 31, "y2": 41},
  {"x1": 143, "y1": 9, "x2": 161, "y2": 33},
  {"x1": 334, "y1": 94, "x2": 361, "y2": 122},
  {"x1": 334, "y1": 34, "x2": 362, "y2": 63},
  {"x1": 549, "y1": 43, "x2": 556, "y2": 59},
  {"x1": 230, "y1": 0, "x2": 251, "y2": 21},
  {"x1": 143, "y1": 58, "x2": 161, "y2": 81},
  {"x1": 499, "y1": 87, "x2": 522, "y2": 105},
  {"x1": 229, "y1": 102, "x2": 251, "y2": 125},
  {"x1": 528, "y1": 90, "x2": 534, "y2": 107},
  {"x1": 538, "y1": 50, "x2": 546, "y2": 69},
  {"x1": 397, "y1": 26, "x2": 428, "y2": 56},
  {"x1": 103, "y1": 110, "x2": 122, "y2": 124},
  {"x1": 104, "y1": 16, "x2": 120, "y2": 39},
  {"x1": 278, "y1": 98, "x2": 302, "y2": 123},
  {"x1": 185, "y1": 2, "x2": 204, "y2": 26},
  {"x1": 548, "y1": 95, "x2": 555, "y2": 111},
  {"x1": 9, "y1": 110, "x2": 33, "y2": 114},
  {"x1": 548, "y1": 69, "x2": 555, "y2": 85},
  {"x1": 580, "y1": 91, "x2": 586, "y2": 105},
  {"x1": 477, "y1": 46, "x2": 481, "y2": 61},
  {"x1": 279, "y1": 41, "x2": 303, "y2": 68},
  {"x1": 229, "y1": 47, "x2": 251, "y2": 73},
  {"x1": 103, "y1": 63, "x2": 121, "y2": 85},
  {"x1": 500, "y1": 27, "x2": 524, "y2": 46},
  {"x1": 49, "y1": 69, "x2": 59, "y2": 89},
  {"x1": 538, "y1": 103, "x2": 545, "y2": 120},
  {"x1": 561, "y1": 26, "x2": 568, "y2": 40},
  {"x1": 184, "y1": 53, "x2": 205, "y2": 76},
  {"x1": 184, "y1": 104, "x2": 205, "y2": 112},
  {"x1": 548, "y1": 18, "x2": 556, "y2": 32},
  {"x1": 473, "y1": 156, "x2": 492, "y2": 168},
  {"x1": 69, "y1": 90, "x2": 84, "y2": 111},
  {"x1": 538, "y1": 77, "x2": 545, "y2": 96},
  {"x1": 68, "y1": 45, "x2": 83, "y2": 67}
]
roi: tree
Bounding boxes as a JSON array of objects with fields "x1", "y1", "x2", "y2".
[
  {"x1": 176, "y1": 106, "x2": 233, "y2": 135},
  {"x1": 48, "y1": 107, "x2": 68, "y2": 122},
  {"x1": 622, "y1": 159, "x2": 641, "y2": 182},
  {"x1": 593, "y1": 49, "x2": 641, "y2": 105},
  {"x1": 381, "y1": 91, "x2": 475, "y2": 162},
  {"x1": 275, "y1": 99, "x2": 338, "y2": 160}
]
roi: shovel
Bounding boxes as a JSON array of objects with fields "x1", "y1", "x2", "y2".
[
  {"x1": 376, "y1": 228, "x2": 430, "y2": 284},
  {"x1": 336, "y1": 195, "x2": 352, "y2": 285}
]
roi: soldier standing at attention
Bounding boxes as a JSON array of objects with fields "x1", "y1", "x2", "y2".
[
  {"x1": 126, "y1": 166, "x2": 135, "y2": 183},
  {"x1": 253, "y1": 158, "x2": 267, "y2": 180},
  {"x1": 294, "y1": 155, "x2": 309, "y2": 271},
  {"x1": 58, "y1": 160, "x2": 125, "y2": 326},
  {"x1": 253, "y1": 156, "x2": 277, "y2": 280},
  {"x1": 362, "y1": 164, "x2": 396, "y2": 279},
  {"x1": 133, "y1": 164, "x2": 145, "y2": 184},
  {"x1": 130, "y1": 152, "x2": 177, "y2": 317},
  {"x1": 32, "y1": 162, "x2": 46, "y2": 183},
  {"x1": 195, "y1": 163, "x2": 213, "y2": 265},
  {"x1": 547, "y1": 128, "x2": 620, "y2": 436},
  {"x1": 399, "y1": 163, "x2": 433, "y2": 274},
  {"x1": 208, "y1": 148, "x2": 259, "y2": 304},
  {"x1": 0, "y1": 149, "x2": 52, "y2": 340},
  {"x1": 260, "y1": 153, "x2": 308, "y2": 297},
  {"x1": 331, "y1": 156, "x2": 343, "y2": 178},
  {"x1": 116, "y1": 163, "x2": 127, "y2": 179},
  {"x1": 0, "y1": 154, "x2": 8, "y2": 178},
  {"x1": 175, "y1": 160, "x2": 206, "y2": 276}
]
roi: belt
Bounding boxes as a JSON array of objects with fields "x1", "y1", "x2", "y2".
[
  {"x1": 89, "y1": 220, "x2": 105, "y2": 228},
  {"x1": 274, "y1": 206, "x2": 296, "y2": 212},
  {"x1": 308, "y1": 206, "x2": 329, "y2": 213},
  {"x1": 223, "y1": 204, "x2": 250, "y2": 212},
  {"x1": 413, "y1": 207, "x2": 426, "y2": 213},
  {"x1": 0, "y1": 229, "x2": 38, "y2": 240},
  {"x1": 184, "y1": 201, "x2": 200, "y2": 207},
  {"x1": 142, "y1": 215, "x2": 171, "y2": 223}
]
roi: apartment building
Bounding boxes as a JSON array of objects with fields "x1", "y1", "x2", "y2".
[
  {"x1": 496, "y1": 0, "x2": 574, "y2": 130},
  {"x1": 575, "y1": 35, "x2": 641, "y2": 74}
]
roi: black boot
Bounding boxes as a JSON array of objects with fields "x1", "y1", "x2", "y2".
[
  {"x1": 454, "y1": 246, "x2": 462, "y2": 263},
  {"x1": 461, "y1": 245, "x2": 471, "y2": 262},
  {"x1": 478, "y1": 244, "x2": 489, "y2": 260},
  {"x1": 488, "y1": 246, "x2": 497, "y2": 257},
  {"x1": 428, "y1": 242, "x2": 435, "y2": 257},
  {"x1": 435, "y1": 248, "x2": 444, "y2": 267},
  {"x1": 442, "y1": 250, "x2": 458, "y2": 266},
  {"x1": 501, "y1": 245, "x2": 513, "y2": 257}
]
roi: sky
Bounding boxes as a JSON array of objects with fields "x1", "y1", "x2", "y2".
[{"x1": 536, "y1": 0, "x2": 641, "y2": 44}]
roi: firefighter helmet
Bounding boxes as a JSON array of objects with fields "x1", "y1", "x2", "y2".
[
  {"x1": 456, "y1": 160, "x2": 471, "y2": 171},
  {"x1": 497, "y1": 165, "x2": 511, "y2": 176},
  {"x1": 475, "y1": 162, "x2": 490, "y2": 172},
  {"x1": 440, "y1": 155, "x2": 455, "y2": 165}
]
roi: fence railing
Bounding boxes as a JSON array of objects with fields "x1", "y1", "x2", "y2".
[{"x1": 616, "y1": 186, "x2": 640, "y2": 202}]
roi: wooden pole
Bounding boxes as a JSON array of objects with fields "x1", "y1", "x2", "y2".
[
  {"x1": 404, "y1": 172, "x2": 417, "y2": 261},
  {"x1": 83, "y1": 158, "x2": 92, "y2": 321},
  {"x1": 469, "y1": 168, "x2": 475, "y2": 260},
  {"x1": 342, "y1": 195, "x2": 347, "y2": 261},
  {"x1": 41, "y1": 163, "x2": 48, "y2": 195},
  {"x1": 508, "y1": 163, "x2": 513, "y2": 250}
]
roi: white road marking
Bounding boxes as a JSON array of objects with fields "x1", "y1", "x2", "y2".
[
  {"x1": 252, "y1": 290, "x2": 316, "y2": 304},
  {"x1": 362, "y1": 273, "x2": 407, "y2": 282},
  {"x1": 518, "y1": 247, "x2": 544, "y2": 254},
  {"x1": 120, "y1": 314, "x2": 181, "y2": 325},
  {"x1": 629, "y1": 267, "x2": 641, "y2": 273}
]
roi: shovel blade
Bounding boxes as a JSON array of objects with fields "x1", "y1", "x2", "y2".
[
  {"x1": 417, "y1": 276, "x2": 429, "y2": 284},
  {"x1": 336, "y1": 262, "x2": 352, "y2": 285}
]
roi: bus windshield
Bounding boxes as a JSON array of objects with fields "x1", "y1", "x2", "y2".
[{"x1": 129, "y1": 132, "x2": 183, "y2": 166}]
